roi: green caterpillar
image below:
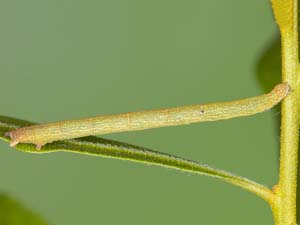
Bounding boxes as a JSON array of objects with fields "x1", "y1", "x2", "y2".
[{"x1": 6, "y1": 83, "x2": 289, "y2": 150}]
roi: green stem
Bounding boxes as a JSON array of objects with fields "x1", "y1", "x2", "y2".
[
  {"x1": 273, "y1": 0, "x2": 300, "y2": 224},
  {"x1": 0, "y1": 115, "x2": 274, "y2": 203}
]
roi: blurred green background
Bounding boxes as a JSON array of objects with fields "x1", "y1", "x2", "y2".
[{"x1": 0, "y1": 0, "x2": 280, "y2": 224}]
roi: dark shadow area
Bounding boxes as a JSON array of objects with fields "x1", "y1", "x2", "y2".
[
  {"x1": 256, "y1": 34, "x2": 281, "y2": 152},
  {"x1": 256, "y1": 8, "x2": 300, "y2": 220}
]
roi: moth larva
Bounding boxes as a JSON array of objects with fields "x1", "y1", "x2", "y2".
[{"x1": 6, "y1": 83, "x2": 289, "y2": 150}]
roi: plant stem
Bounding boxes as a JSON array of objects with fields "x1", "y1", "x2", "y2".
[
  {"x1": 272, "y1": 0, "x2": 300, "y2": 224},
  {"x1": 0, "y1": 115, "x2": 275, "y2": 203}
]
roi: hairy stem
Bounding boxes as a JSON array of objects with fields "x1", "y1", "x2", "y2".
[
  {"x1": 271, "y1": 0, "x2": 300, "y2": 224},
  {"x1": 0, "y1": 116, "x2": 274, "y2": 203}
]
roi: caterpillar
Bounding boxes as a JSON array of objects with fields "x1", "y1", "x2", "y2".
[{"x1": 6, "y1": 83, "x2": 289, "y2": 150}]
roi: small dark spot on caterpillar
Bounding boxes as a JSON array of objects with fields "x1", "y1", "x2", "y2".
[{"x1": 200, "y1": 109, "x2": 205, "y2": 115}]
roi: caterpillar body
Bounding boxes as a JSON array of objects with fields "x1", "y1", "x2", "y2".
[{"x1": 6, "y1": 83, "x2": 289, "y2": 150}]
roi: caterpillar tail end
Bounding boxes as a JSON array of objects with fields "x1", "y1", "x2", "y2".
[
  {"x1": 4, "y1": 130, "x2": 43, "y2": 150},
  {"x1": 4, "y1": 131, "x2": 19, "y2": 147}
]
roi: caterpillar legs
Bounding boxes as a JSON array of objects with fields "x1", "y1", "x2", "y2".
[{"x1": 4, "y1": 131, "x2": 43, "y2": 150}]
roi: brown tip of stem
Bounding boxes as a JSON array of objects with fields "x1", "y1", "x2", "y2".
[{"x1": 272, "y1": 184, "x2": 280, "y2": 194}]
